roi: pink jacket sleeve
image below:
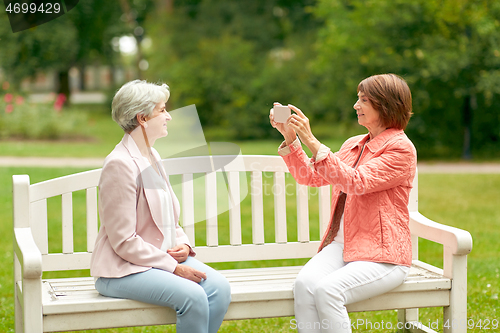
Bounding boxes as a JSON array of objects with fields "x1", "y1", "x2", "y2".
[
  {"x1": 281, "y1": 135, "x2": 416, "y2": 195},
  {"x1": 279, "y1": 138, "x2": 332, "y2": 188}
]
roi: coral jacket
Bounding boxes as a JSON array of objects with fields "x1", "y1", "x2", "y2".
[
  {"x1": 280, "y1": 128, "x2": 416, "y2": 267},
  {"x1": 90, "y1": 134, "x2": 194, "y2": 278}
]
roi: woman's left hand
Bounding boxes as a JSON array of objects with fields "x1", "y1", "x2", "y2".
[
  {"x1": 287, "y1": 105, "x2": 321, "y2": 157},
  {"x1": 167, "y1": 244, "x2": 190, "y2": 263}
]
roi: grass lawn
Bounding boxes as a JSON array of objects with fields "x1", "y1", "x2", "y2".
[
  {"x1": 1, "y1": 165, "x2": 499, "y2": 332},
  {"x1": 1, "y1": 106, "x2": 498, "y2": 332}
]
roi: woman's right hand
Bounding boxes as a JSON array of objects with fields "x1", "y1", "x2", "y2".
[
  {"x1": 270, "y1": 103, "x2": 296, "y2": 144},
  {"x1": 173, "y1": 264, "x2": 207, "y2": 283}
]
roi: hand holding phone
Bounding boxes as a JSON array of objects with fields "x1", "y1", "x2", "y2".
[{"x1": 273, "y1": 105, "x2": 291, "y2": 123}]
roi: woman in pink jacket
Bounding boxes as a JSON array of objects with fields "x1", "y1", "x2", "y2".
[
  {"x1": 90, "y1": 80, "x2": 230, "y2": 333},
  {"x1": 270, "y1": 74, "x2": 416, "y2": 332}
]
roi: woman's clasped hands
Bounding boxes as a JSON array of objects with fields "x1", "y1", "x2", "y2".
[{"x1": 169, "y1": 244, "x2": 207, "y2": 283}]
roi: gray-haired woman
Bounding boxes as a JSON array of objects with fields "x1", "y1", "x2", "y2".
[{"x1": 90, "y1": 80, "x2": 231, "y2": 333}]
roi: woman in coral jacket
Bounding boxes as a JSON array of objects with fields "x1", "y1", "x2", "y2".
[
  {"x1": 90, "y1": 80, "x2": 230, "y2": 333},
  {"x1": 270, "y1": 74, "x2": 416, "y2": 333}
]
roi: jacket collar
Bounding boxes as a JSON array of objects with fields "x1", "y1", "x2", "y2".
[
  {"x1": 349, "y1": 128, "x2": 404, "y2": 153},
  {"x1": 120, "y1": 134, "x2": 165, "y2": 229},
  {"x1": 122, "y1": 133, "x2": 162, "y2": 175},
  {"x1": 122, "y1": 133, "x2": 144, "y2": 161}
]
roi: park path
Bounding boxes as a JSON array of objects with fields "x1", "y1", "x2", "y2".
[{"x1": 1, "y1": 156, "x2": 500, "y2": 173}]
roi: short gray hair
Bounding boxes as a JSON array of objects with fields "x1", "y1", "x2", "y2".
[{"x1": 112, "y1": 80, "x2": 170, "y2": 132}]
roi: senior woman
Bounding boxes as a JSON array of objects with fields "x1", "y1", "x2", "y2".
[
  {"x1": 270, "y1": 74, "x2": 416, "y2": 332},
  {"x1": 90, "y1": 80, "x2": 231, "y2": 333}
]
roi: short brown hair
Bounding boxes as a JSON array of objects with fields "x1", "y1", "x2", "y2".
[{"x1": 357, "y1": 74, "x2": 412, "y2": 130}]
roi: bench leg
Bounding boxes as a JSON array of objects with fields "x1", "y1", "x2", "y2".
[
  {"x1": 443, "y1": 254, "x2": 468, "y2": 333},
  {"x1": 15, "y1": 285, "x2": 23, "y2": 333},
  {"x1": 22, "y1": 278, "x2": 43, "y2": 333},
  {"x1": 398, "y1": 308, "x2": 418, "y2": 333},
  {"x1": 443, "y1": 250, "x2": 468, "y2": 333},
  {"x1": 398, "y1": 308, "x2": 442, "y2": 333}
]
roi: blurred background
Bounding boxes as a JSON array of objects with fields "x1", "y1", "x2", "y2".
[
  {"x1": 1, "y1": 0, "x2": 500, "y2": 159},
  {"x1": 1, "y1": 2, "x2": 499, "y2": 332}
]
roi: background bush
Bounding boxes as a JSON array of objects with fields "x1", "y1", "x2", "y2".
[{"x1": 0, "y1": 94, "x2": 88, "y2": 140}]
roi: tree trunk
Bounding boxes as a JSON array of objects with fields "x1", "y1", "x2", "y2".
[
  {"x1": 462, "y1": 95, "x2": 475, "y2": 160},
  {"x1": 78, "y1": 65, "x2": 86, "y2": 91},
  {"x1": 57, "y1": 70, "x2": 71, "y2": 106}
]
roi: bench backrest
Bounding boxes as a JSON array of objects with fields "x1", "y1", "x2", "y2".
[{"x1": 12, "y1": 155, "x2": 418, "y2": 273}]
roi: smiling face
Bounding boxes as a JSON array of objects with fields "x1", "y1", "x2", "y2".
[
  {"x1": 353, "y1": 92, "x2": 385, "y2": 138},
  {"x1": 144, "y1": 101, "x2": 172, "y2": 142}
]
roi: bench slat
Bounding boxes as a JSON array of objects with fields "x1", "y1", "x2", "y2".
[
  {"x1": 319, "y1": 185, "x2": 331, "y2": 239},
  {"x1": 32, "y1": 199, "x2": 48, "y2": 255},
  {"x1": 181, "y1": 173, "x2": 195, "y2": 244},
  {"x1": 297, "y1": 183, "x2": 309, "y2": 242},
  {"x1": 29, "y1": 169, "x2": 101, "y2": 202},
  {"x1": 41, "y1": 263, "x2": 451, "y2": 317},
  {"x1": 250, "y1": 171, "x2": 265, "y2": 245},
  {"x1": 42, "y1": 253, "x2": 91, "y2": 271},
  {"x1": 274, "y1": 172, "x2": 287, "y2": 244},
  {"x1": 62, "y1": 193, "x2": 73, "y2": 254},
  {"x1": 228, "y1": 171, "x2": 242, "y2": 245},
  {"x1": 86, "y1": 188, "x2": 98, "y2": 253},
  {"x1": 206, "y1": 172, "x2": 218, "y2": 246}
]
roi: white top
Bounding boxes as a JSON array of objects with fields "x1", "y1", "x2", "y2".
[
  {"x1": 142, "y1": 157, "x2": 177, "y2": 251},
  {"x1": 334, "y1": 214, "x2": 344, "y2": 244}
]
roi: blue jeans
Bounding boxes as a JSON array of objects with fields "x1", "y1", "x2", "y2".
[{"x1": 95, "y1": 257, "x2": 231, "y2": 333}]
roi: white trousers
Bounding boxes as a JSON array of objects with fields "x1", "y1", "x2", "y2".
[{"x1": 293, "y1": 242, "x2": 410, "y2": 333}]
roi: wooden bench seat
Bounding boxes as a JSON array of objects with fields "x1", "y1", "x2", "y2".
[
  {"x1": 13, "y1": 155, "x2": 472, "y2": 333},
  {"x1": 38, "y1": 261, "x2": 451, "y2": 332}
]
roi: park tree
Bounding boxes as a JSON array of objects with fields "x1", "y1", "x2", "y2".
[
  {"x1": 0, "y1": 9, "x2": 77, "y2": 93},
  {"x1": 313, "y1": 0, "x2": 500, "y2": 158},
  {"x1": 0, "y1": 1, "x2": 126, "y2": 102},
  {"x1": 145, "y1": 0, "x2": 320, "y2": 139}
]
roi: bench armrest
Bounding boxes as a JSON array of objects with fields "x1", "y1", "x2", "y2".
[
  {"x1": 14, "y1": 227, "x2": 42, "y2": 279},
  {"x1": 410, "y1": 211, "x2": 473, "y2": 256}
]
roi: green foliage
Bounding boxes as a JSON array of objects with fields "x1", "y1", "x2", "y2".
[
  {"x1": 313, "y1": 0, "x2": 500, "y2": 158},
  {"x1": 0, "y1": 10, "x2": 77, "y2": 83},
  {"x1": 1, "y1": 167, "x2": 499, "y2": 332},
  {"x1": 143, "y1": 0, "x2": 500, "y2": 157},
  {"x1": 145, "y1": 0, "x2": 320, "y2": 140},
  {"x1": 0, "y1": 0, "x2": 124, "y2": 88},
  {"x1": 0, "y1": 92, "x2": 88, "y2": 140},
  {"x1": 1, "y1": 0, "x2": 500, "y2": 158}
]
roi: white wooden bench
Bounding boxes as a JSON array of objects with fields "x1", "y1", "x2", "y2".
[{"x1": 13, "y1": 155, "x2": 472, "y2": 333}]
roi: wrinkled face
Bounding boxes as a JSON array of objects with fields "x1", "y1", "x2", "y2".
[
  {"x1": 353, "y1": 92, "x2": 381, "y2": 131},
  {"x1": 145, "y1": 101, "x2": 172, "y2": 140}
]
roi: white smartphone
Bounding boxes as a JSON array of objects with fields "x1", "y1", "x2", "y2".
[{"x1": 273, "y1": 105, "x2": 291, "y2": 123}]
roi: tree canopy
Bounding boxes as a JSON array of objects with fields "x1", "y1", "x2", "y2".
[
  {"x1": 313, "y1": 0, "x2": 500, "y2": 158},
  {"x1": 1, "y1": 0, "x2": 499, "y2": 158}
]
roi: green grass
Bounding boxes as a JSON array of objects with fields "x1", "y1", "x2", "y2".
[
  {"x1": 0, "y1": 105, "x2": 124, "y2": 158},
  {"x1": 1, "y1": 165, "x2": 499, "y2": 332},
  {"x1": 1, "y1": 107, "x2": 498, "y2": 332},
  {"x1": 0, "y1": 104, "x2": 350, "y2": 158}
]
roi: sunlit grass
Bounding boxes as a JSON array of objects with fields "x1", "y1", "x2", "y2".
[{"x1": 2, "y1": 169, "x2": 499, "y2": 332}]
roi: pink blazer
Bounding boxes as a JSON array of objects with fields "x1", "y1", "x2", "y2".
[
  {"x1": 281, "y1": 128, "x2": 416, "y2": 267},
  {"x1": 90, "y1": 134, "x2": 194, "y2": 278}
]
